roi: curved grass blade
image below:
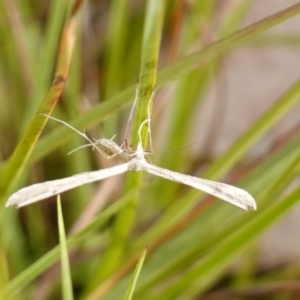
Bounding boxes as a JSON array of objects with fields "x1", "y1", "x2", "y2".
[
  {"x1": 123, "y1": 249, "x2": 147, "y2": 300},
  {"x1": 57, "y1": 196, "x2": 74, "y2": 300}
]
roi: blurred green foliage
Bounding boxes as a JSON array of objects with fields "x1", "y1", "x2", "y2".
[{"x1": 1, "y1": 1, "x2": 300, "y2": 299}]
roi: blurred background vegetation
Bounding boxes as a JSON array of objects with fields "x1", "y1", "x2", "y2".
[{"x1": 1, "y1": 0, "x2": 300, "y2": 299}]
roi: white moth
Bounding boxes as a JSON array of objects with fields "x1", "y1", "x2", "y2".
[{"x1": 6, "y1": 117, "x2": 256, "y2": 210}]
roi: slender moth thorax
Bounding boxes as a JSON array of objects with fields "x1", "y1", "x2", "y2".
[{"x1": 125, "y1": 119, "x2": 152, "y2": 172}]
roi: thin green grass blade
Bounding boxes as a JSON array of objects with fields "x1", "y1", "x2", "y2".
[
  {"x1": 123, "y1": 249, "x2": 147, "y2": 300},
  {"x1": 57, "y1": 196, "x2": 74, "y2": 300}
]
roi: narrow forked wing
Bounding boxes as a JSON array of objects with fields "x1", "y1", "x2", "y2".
[
  {"x1": 6, "y1": 163, "x2": 130, "y2": 208},
  {"x1": 143, "y1": 162, "x2": 256, "y2": 210}
]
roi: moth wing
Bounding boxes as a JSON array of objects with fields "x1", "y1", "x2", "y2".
[
  {"x1": 7, "y1": 163, "x2": 130, "y2": 208},
  {"x1": 144, "y1": 162, "x2": 256, "y2": 210}
]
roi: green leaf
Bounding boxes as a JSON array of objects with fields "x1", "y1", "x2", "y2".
[{"x1": 57, "y1": 195, "x2": 74, "y2": 300}]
